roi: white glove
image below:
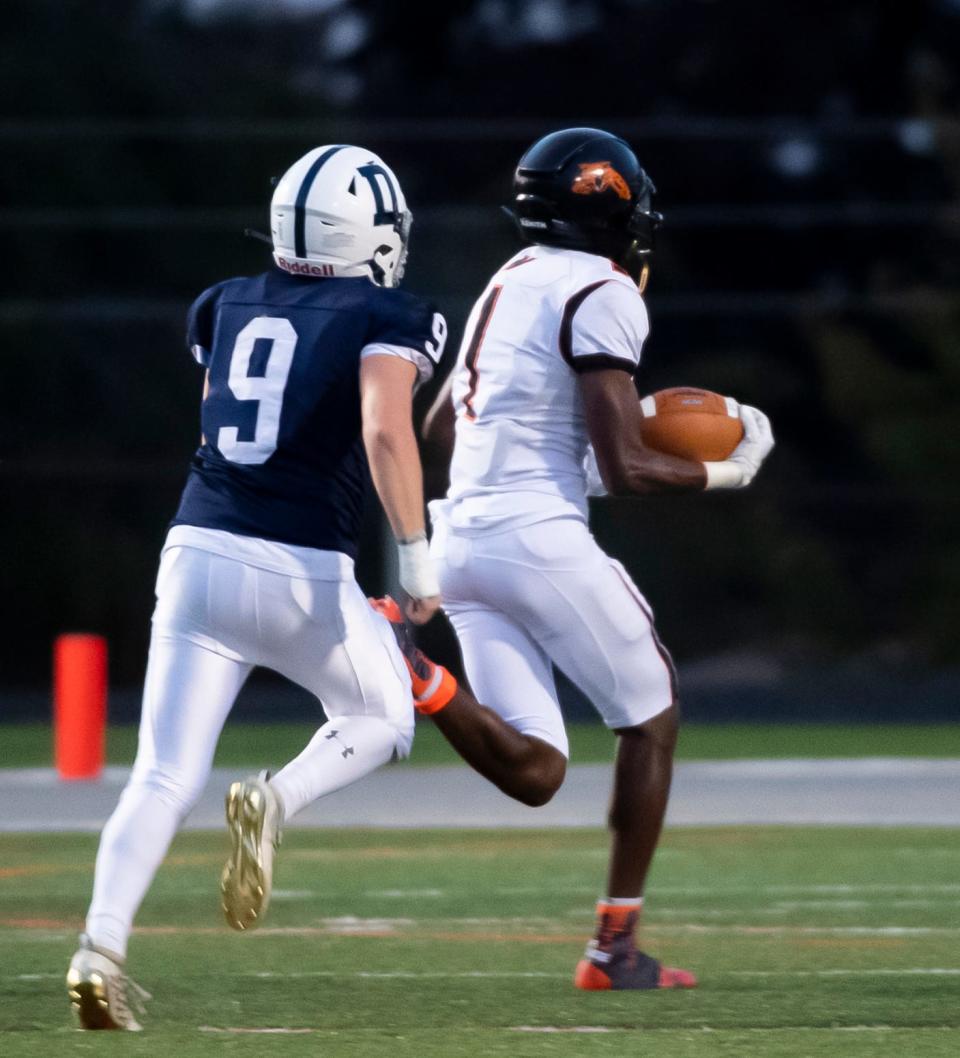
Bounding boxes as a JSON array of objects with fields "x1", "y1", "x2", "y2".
[
  {"x1": 704, "y1": 404, "x2": 775, "y2": 489},
  {"x1": 397, "y1": 534, "x2": 440, "y2": 599}
]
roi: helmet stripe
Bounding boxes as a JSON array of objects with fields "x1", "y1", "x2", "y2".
[
  {"x1": 294, "y1": 145, "x2": 345, "y2": 260},
  {"x1": 379, "y1": 165, "x2": 400, "y2": 216}
]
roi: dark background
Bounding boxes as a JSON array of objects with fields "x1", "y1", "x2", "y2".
[{"x1": 2, "y1": 0, "x2": 958, "y2": 723}]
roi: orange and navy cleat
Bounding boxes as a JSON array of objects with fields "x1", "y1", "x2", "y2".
[
  {"x1": 574, "y1": 948, "x2": 698, "y2": 990},
  {"x1": 369, "y1": 596, "x2": 458, "y2": 715},
  {"x1": 574, "y1": 903, "x2": 697, "y2": 990}
]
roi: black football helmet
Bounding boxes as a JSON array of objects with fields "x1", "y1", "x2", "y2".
[{"x1": 505, "y1": 127, "x2": 663, "y2": 283}]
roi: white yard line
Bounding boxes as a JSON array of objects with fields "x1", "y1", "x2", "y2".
[
  {"x1": 166, "y1": 883, "x2": 960, "y2": 900},
  {"x1": 15, "y1": 967, "x2": 960, "y2": 983},
  {"x1": 6, "y1": 920, "x2": 960, "y2": 939},
  {"x1": 642, "y1": 901, "x2": 957, "y2": 917},
  {"x1": 196, "y1": 1025, "x2": 959, "y2": 1035},
  {"x1": 729, "y1": 969, "x2": 960, "y2": 977},
  {"x1": 199, "y1": 1026, "x2": 314, "y2": 1034},
  {"x1": 511, "y1": 1026, "x2": 614, "y2": 1033},
  {"x1": 652, "y1": 883, "x2": 960, "y2": 895},
  {"x1": 647, "y1": 925, "x2": 960, "y2": 936}
]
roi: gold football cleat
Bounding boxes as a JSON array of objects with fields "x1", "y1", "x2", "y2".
[
  {"x1": 221, "y1": 770, "x2": 284, "y2": 931},
  {"x1": 66, "y1": 933, "x2": 150, "y2": 1030}
]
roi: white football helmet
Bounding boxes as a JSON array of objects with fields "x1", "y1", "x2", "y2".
[{"x1": 270, "y1": 145, "x2": 412, "y2": 287}]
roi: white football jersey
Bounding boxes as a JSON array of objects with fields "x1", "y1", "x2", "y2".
[{"x1": 433, "y1": 244, "x2": 649, "y2": 532}]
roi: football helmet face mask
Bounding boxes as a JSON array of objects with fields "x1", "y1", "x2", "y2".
[
  {"x1": 506, "y1": 127, "x2": 663, "y2": 283},
  {"x1": 270, "y1": 145, "x2": 412, "y2": 287}
]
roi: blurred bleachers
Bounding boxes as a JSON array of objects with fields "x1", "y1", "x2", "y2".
[{"x1": 2, "y1": 1, "x2": 958, "y2": 717}]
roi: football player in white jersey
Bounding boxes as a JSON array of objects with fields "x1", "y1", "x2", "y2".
[{"x1": 377, "y1": 128, "x2": 774, "y2": 991}]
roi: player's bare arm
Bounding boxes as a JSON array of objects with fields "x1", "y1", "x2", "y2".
[
  {"x1": 360, "y1": 354, "x2": 441, "y2": 624},
  {"x1": 580, "y1": 368, "x2": 708, "y2": 494},
  {"x1": 360, "y1": 355, "x2": 424, "y2": 538},
  {"x1": 581, "y1": 370, "x2": 775, "y2": 495}
]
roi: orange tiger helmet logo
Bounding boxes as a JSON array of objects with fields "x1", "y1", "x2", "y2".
[{"x1": 571, "y1": 161, "x2": 632, "y2": 201}]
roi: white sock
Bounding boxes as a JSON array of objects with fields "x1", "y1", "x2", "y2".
[
  {"x1": 270, "y1": 715, "x2": 398, "y2": 819},
  {"x1": 600, "y1": 896, "x2": 644, "y2": 909}
]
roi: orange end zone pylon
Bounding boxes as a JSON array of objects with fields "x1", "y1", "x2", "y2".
[{"x1": 54, "y1": 634, "x2": 107, "y2": 780}]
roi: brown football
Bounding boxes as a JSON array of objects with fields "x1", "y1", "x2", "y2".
[{"x1": 638, "y1": 387, "x2": 744, "y2": 462}]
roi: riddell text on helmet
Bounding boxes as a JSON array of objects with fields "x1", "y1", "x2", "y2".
[{"x1": 276, "y1": 257, "x2": 336, "y2": 277}]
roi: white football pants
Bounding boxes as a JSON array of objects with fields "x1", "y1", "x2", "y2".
[
  {"x1": 431, "y1": 516, "x2": 677, "y2": 757},
  {"x1": 86, "y1": 529, "x2": 413, "y2": 956}
]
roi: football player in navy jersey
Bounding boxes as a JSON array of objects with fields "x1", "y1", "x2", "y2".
[{"x1": 67, "y1": 146, "x2": 447, "y2": 1030}]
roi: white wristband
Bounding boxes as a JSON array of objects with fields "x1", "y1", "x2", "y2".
[
  {"x1": 397, "y1": 537, "x2": 440, "y2": 600},
  {"x1": 703, "y1": 460, "x2": 746, "y2": 490}
]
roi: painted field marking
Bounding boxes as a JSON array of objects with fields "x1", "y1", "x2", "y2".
[
  {"x1": 646, "y1": 925, "x2": 960, "y2": 936},
  {"x1": 15, "y1": 971, "x2": 562, "y2": 982},
  {"x1": 281, "y1": 841, "x2": 610, "y2": 862},
  {"x1": 13, "y1": 967, "x2": 960, "y2": 983},
  {"x1": 0, "y1": 863, "x2": 94, "y2": 880},
  {"x1": 643, "y1": 899, "x2": 958, "y2": 918},
  {"x1": 7, "y1": 916, "x2": 960, "y2": 939},
  {"x1": 729, "y1": 969, "x2": 960, "y2": 977},
  {"x1": 359, "y1": 882, "x2": 960, "y2": 897},
  {"x1": 367, "y1": 889, "x2": 445, "y2": 898},
  {"x1": 127, "y1": 884, "x2": 960, "y2": 909},
  {"x1": 769, "y1": 899, "x2": 951, "y2": 910},
  {"x1": 198, "y1": 1026, "x2": 614, "y2": 1035},
  {"x1": 512, "y1": 1026, "x2": 614, "y2": 1033},
  {"x1": 244, "y1": 968, "x2": 960, "y2": 980},
  {"x1": 194, "y1": 1025, "x2": 960, "y2": 1035},
  {"x1": 831, "y1": 1026, "x2": 897, "y2": 1032},
  {"x1": 249, "y1": 970, "x2": 562, "y2": 979},
  {"x1": 200, "y1": 1026, "x2": 314, "y2": 1034},
  {"x1": 718, "y1": 1026, "x2": 960, "y2": 1033},
  {"x1": 511, "y1": 1025, "x2": 960, "y2": 1033},
  {"x1": 644, "y1": 883, "x2": 960, "y2": 896},
  {"x1": 7, "y1": 874, "x2": 958, "y2": 896},
  {"x1": 7, "y1": 920, "x2": 960, "y2": 939}
]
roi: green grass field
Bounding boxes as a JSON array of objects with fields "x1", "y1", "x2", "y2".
[
  {"x1": 2, "y1": 826, "x2": 958, "y2": 1056},
  {"x1": 5, "y1": 721, "x2": 960, "y2": 769}
]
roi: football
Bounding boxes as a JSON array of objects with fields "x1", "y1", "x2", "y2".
[{"x1": 638, "y1": 387, "x2": 744, "y2": 462}]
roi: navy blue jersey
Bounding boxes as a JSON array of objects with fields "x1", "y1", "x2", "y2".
[{"x1": 172, "y1": 269, "x2": 445, "y2": 559}]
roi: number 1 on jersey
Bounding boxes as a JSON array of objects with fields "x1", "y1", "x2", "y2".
[
  {"x1": 218, "y1": 317, "x2": 297, "y2": 465},
  {"x1": 462, "y1": 285, "x2": 502, "y2": 421}
]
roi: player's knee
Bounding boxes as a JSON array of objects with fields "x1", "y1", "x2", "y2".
[
  {"x1": 132, "y1": 763, "x2": 207, "y2": 816},
  {"x1": 368, "y1": 708, "x2": 415, "y2": 761},
  {"x1": 388, "y1": 710, "x2": 415, "y2": 761},
  {"x1": 516, "y1": 746, "x2": 566, "y2": 807},
  {"x1": 355, "y1": 690, "x2": 415, "y2": 761},
  {"x1": 618, "y1": 702, "x2": 679, "y2": 754}
]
